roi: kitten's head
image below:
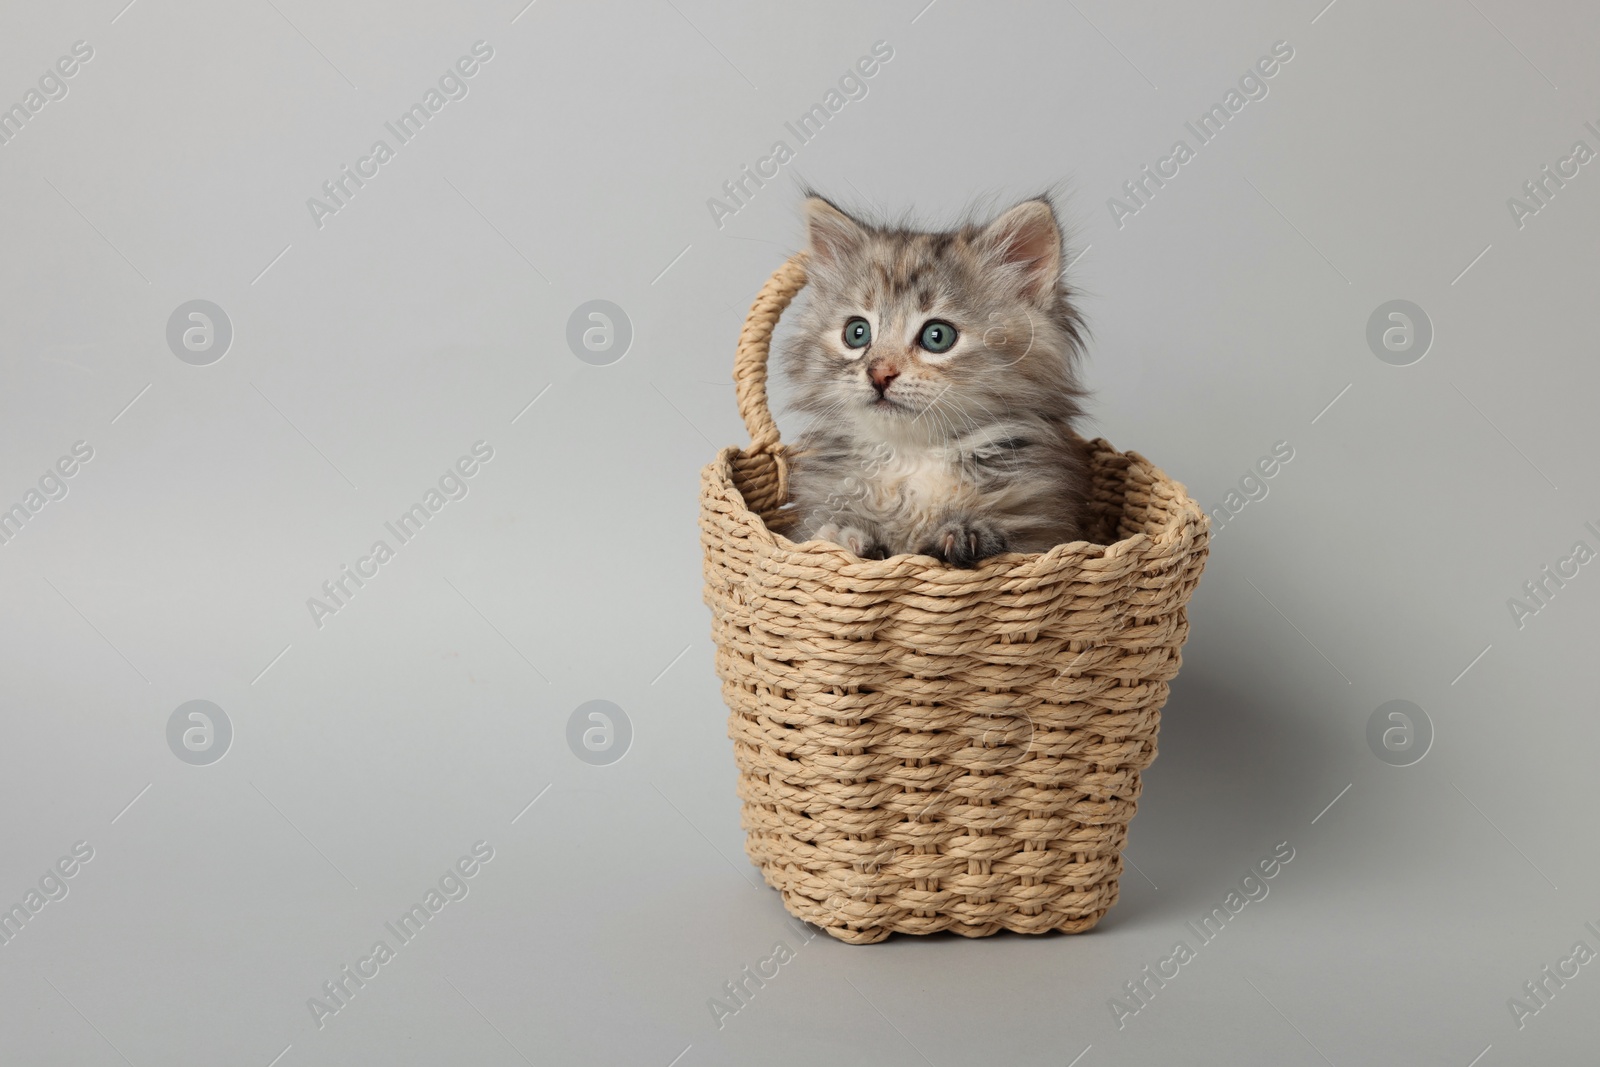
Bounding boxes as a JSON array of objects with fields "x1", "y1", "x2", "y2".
[{"x1": 781, "y1": 194, "x2": 1087, "y2": 444}]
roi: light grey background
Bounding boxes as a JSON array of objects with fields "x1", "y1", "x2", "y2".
[{"x1": 2, "y1": 0, "x2": 1597, "y2": 1064}]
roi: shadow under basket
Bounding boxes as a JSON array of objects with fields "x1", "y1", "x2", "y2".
[{"x1": 700, "y1": 253, "x2": 1211, "y2": 944}]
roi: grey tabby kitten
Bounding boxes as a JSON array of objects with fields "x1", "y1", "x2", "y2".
[{"x1": 776, "y1": 194, "x2": 1092, "y2": 567}]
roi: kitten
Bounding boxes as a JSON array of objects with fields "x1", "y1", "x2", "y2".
[{"x1": 776, "y1": 193, "x2": 1093, "y2": 567}]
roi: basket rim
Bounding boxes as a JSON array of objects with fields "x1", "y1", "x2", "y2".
[{"x1": 704, "y1": 433, "x2": 1209, "y2": 580}]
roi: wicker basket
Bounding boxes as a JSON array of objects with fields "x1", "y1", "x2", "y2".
[{"x1": 699, "y1": 253, "x2": 1210, "y2": 943}]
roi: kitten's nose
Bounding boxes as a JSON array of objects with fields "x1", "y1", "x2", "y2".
[{"x1": 869, "y1": 363, "x2": 899, "y2": 393}]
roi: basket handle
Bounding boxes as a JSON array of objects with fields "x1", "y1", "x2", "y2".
[{"x1": 733, "y1": 252, "x2": 809, "y2": 454}]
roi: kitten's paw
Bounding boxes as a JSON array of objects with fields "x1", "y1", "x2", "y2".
[
  {"x1": 919, "y1": 519, "x2": 1008, "y2": 568},
  {"x1": 815, "y1": 522, "x2": 890, "y2": 559}
]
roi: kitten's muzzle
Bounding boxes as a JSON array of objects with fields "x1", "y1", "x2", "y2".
[{"x1": 868, "y1": 361, "x2": 900, "y2": 395}]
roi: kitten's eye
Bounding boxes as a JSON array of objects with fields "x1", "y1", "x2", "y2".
[
  {"x1": 842, "y1": 317, "x2": 872, "y2": 349},
  {"x1": 918, "y1": 320, "x2": 958, "y2": 353}
]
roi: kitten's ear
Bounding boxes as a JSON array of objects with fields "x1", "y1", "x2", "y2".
[
  {"x1": 979, "y1": 198, "x2": 1062, "y2": 301},
  {"x1": 803, "y1": 196, "x2": 868, "y2": 267}
]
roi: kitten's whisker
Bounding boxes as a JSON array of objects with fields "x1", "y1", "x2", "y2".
[
  {"x1": 930, "y1": 398, "x2": 964, "y2": 448},
  {"x1": 915, "y1": 392, "x2": 945, "y2": 437},
  {"x1": 799, "y1": 402, "x2": 846, "y2": 432},
  {"x1": 945, "y1": 393, "x2": 985, "y2": 429},
  {"x1": 794, "y1": 397, "x2": 850, "y2": 439},
  {"x1": 960, "y1": 395, "x2": 1023, "y2": 462},
  {"x1": 933, "y1": 394, "x2": 983, "y2": 447},
  {"x1": 910, "y1": 383, "x2": 954, "y2": 427}
]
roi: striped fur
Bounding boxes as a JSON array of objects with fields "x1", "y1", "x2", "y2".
[{"x1": 777, "y1": 194, "x2": 1092, "y2": 567}]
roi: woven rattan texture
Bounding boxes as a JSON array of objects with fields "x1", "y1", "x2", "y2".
[{"x1": 700, "y1": 254, "x2": 1210, "y2": 943}]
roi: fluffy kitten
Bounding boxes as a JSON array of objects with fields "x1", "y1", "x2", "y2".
[{"x1": 777, "y1": 194, "x2": 1092, "y2": 567}]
